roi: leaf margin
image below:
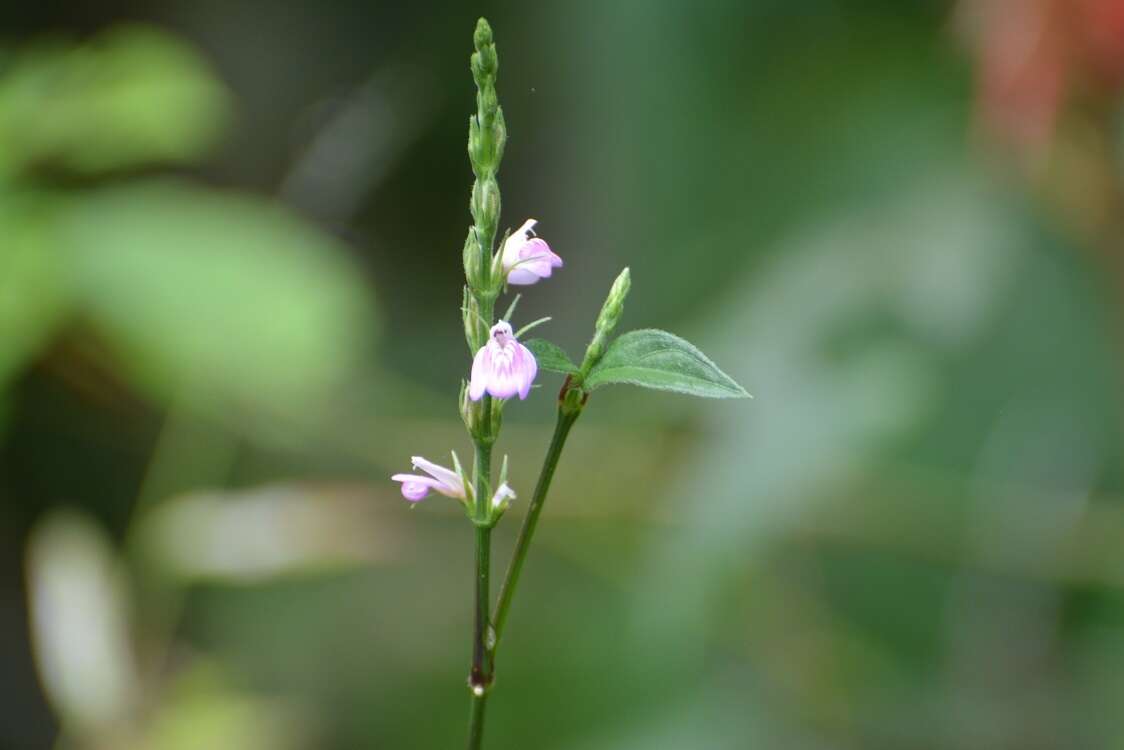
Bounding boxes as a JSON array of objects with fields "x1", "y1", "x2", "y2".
[{"x1": 583, "y1": 328, "x2": 750, "y2": 399}]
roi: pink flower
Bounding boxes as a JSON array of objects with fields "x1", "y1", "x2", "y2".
[
  {"x1": 501, "y1": 219, "x2": 562, "y2": 285},
  {"x1": 491, "y1": 483, "x2": 516, "y2": 511},
  {"x1": 392, "y1": 456, "x2": 466, "y2": 502},
  {"x1": 469, "y1": 321, "x2": 538, "y2": 401},
  {"x1": 391, "y1": 455, "x2": 517, "y2": 509}
]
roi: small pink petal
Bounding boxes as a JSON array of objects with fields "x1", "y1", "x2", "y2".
[
  {"x1": 391, "y1": 473, "x2": 440, "y2": 502},
  {"x1": 514, "y1": 343, "x2": 537, "y2": 400},
  {"x1": 491, "y1": 482, "x2": 516, "y2": 509},
  {"x1": 469, "y1": 346, "x2": 492, "y2": 401},
  {"x1": 411, "y1": 456, "x2": 464, "y2": 496},
  {"x1": 501, "y1": 220, "x2": 560, "y2": 286},
  {"x1": 487, "y1": 374, "x2": 521, "y2": 399},
  {"x1": 507, "y1": 267, "x2": 543, "y2": 285}
]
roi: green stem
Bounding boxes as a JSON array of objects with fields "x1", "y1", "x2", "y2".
[
  {"x1": 469, "y1": 439, "x2": 493, "y2": 668},
  {"x1": 466, "y1": 520, "x2": 492, "y2": 750},
  {"x1": 492, "y1": 407, "x2": 580, "y2": 644},
  {"x1": 466, "y1": 689, "x2": 488, "y2": 750},
  {"x1": 470, "y1": 521, "x2": 492, "y2": 689},
  {"x1": 467, "y1": 409, "x2": 494, "y2": 748}
]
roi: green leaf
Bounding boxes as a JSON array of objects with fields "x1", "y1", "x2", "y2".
[
  {"x1": 60, "y1": 180, "x2": 376, "y2": 415},
  {"x1": 584, "y1": 329, "x2": 750, "y2": 398},
  {"x1": 0, "y1": 194, "x2": 69, "y2": 390},
  {"x1": 0, "y1": 25, "x2": 230, "y2": 177},
  {"x1": 523, "y1": 338, "x2": 578, "y2": 375}
]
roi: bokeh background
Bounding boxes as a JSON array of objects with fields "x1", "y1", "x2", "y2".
[{"x1": 4, "y1": 1, "x2": 1124, "y2": 748}]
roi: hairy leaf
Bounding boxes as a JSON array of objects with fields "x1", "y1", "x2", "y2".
[
  {"x1": 585, "y1": 329, "x2": 749, "y2": 398},
  {"x1": 523, "y1": 338, "x2": 578, "y2": 375}
]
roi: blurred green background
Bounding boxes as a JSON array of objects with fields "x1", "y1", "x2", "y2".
[{"x1": 4, "y1": 1, "x2": 1124, "y2": 748}]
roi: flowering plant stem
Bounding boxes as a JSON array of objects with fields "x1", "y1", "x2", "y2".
[
  {"x1": 470, "y1": 439, "x2": 493, "y2": 687},
  {"x1": 492, "y1": 405, "x2": 579, "y2": 642},
  {"x1": 468, "y1": 520, "x2": 491, "y2": 750},
  {"x1": 467, "y1": 398, "x2": 579, "y2": 750},
  {"x1": 425, "y1": 18, "x2": 745, "y2": 750}
]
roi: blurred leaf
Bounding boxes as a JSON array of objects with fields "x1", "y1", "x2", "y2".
[
  {"x1": 0, "y1": 24, "x2": 229, "y2": 176},
  {"x1": 585, "y1": 329, "x2": 750, "y2": 398},
  {"x1": 138, "y1": 662, "x2": 311, "y2": 750},
  {"x1": 0, "y1": 192, "x2": 68, "y2": 389},
  {"x1": 60, "y1": 180, "x2": 376, "y2": 415},
  {"x1": 523, "y1": 338, "x2": 578, "y2": 375},
  {"x1": 26, "y1": 511, "x2": 139, "y2": 732},
  {"x1": 136, "y1": 484, "x2": 400, "y2": 584},
  {"x1": 633, "y1": 171, "x2": 1015, "y2": 653}
]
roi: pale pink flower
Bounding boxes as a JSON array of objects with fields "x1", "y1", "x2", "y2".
[
  {"x1": 469, "y1": 321, "x2": 538, "y2": 401},
  {"x1": 501, "y1": 219, "x2": 562, "y2": 285},
  {"x1": 491, "y1": 482, "x2": 516, "y2": 511},
  {"x1": 392, "y1": 456, "x2": 466, "y2": 502},
  {"x1": 391, "y1": 455, "x2": 517, "y2": 509}
]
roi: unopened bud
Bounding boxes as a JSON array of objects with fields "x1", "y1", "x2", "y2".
[
  {"x1": 462, "y1": 285, "x2": 481, "y2": 347},
  {"x1": 479, "y1": 88, "x2": 498, "y2": 119},
  {"x1": 595, "y1": 267, "x2": 631, "y2": 335},
  {"x1": 471, "y1": 178, "x2": 500, "y2": 240},
  {"x1": 468, "y1": 116, "x2": 485, "y2": 167},
  {"x1": 474, "y1": 18, "x2": 493, "y2": 50},
  {"x1": 463, "y1": 231, "x2": 485, "y2": 290},
  {"x1": 491, "y1": 107, "x2": 507, "y2": 165},
  {"x1": 459, "y1": 380, "x2": 474, "y2": 430},
  {"x1": 580, "y1": 268, "x2": 632, "y2": 376}
]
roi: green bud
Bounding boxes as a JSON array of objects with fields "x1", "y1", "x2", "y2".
[
  {"x1": 471, "y1": 19, "x2": 498, "y2": 91},
  {"x1": 491, "y1": 106, "x2": 507, "y2": 165},
  {"x1": 471, "y1": 178, "x2": 500, "y2": 226},
  {"x1": 463, "y1": 232, "x2": 482, "y2": 289},
  {"x1": 459, "y1": 380, "x2": 474, "y2": 430},
  {"x1": 595, "y1": 267, "x2": 631, "y2": 335},
  {"x1": 474, "y1": 18, "x2": 493, "y2": 51},
  {"x1": 580, "y1": 268, "x2": 632, "y2": 377},
  {"x1": 480, "y1": 87, "x2": 498, "y2": 120},
  {"x1": 461, "y1": 381, "x2": 494, "y2": 444},
  {"x1": 465, "y1": 20, "x2": 505, "y2": 284},
  {"x1": 462, "y1": 285, "x2": 479, "y2": 348},
  {"x1": 489, "y1": 227, "x2": 512, "y2": 284},
  {"x1": 468, "y1": 116, "x2": 484, "y2": 166}
]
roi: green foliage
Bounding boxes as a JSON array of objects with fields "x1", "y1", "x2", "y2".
[
  {"x1": 0, "y1": 193, "x2": 68, "y2": 388},
  {"x1": 60, "y1": 181, "x2": 375, "y2": 413},
  {"x1": 583, "y1": 329, "x2": 749, "y2": 398},
  {"x1": 0, "y1": 25, "x2": 229, "y2": 177},
  {"x1": 523, "y1": 338, "x2": 578, "y2": 375}
]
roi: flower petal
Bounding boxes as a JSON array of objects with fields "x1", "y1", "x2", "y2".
[
  {"x1": 516, "y1": 239, "x2": 558, "y2": 279},
  {"x1": 486, "y1": 367, "x2": 522, "y2": 399},
  {"x1": 491, "y1": 482, "x2": 516, "y2": 510},
  {"x1": 391, "y1": 474, "x2": 441, "y2": 502},
  {"x1": 411, "y1": 456, "x2": 464, "y2": 497},
  {"x1": 469, "y1": 345, "x2": 492, "y2": 401},
  {"x1": 502, "y1": 219, "x2": 560, "y2": 286},
  {"x1": 514, "y1": 343, "x2": 538, "y2": 400},
  {"x1": 506, "y1": 267, "x2": 544, "y2": 285},
  {"x1": 502, "y1": 218, "x2": 539, "y2": 268}
]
